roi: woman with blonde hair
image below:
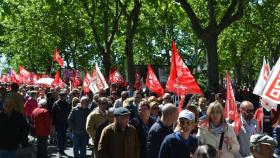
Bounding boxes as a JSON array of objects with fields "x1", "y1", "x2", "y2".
[{"x1": 196, "y1": 101, "x2": 239, "y2": 158}]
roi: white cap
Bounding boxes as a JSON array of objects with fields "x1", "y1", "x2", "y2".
[
  {"x1": 38, "y1": 99, "x2": 47, "y2": 106},
  {"x1": 178, "y1": 110, "x2": 195, "y2": 121}
]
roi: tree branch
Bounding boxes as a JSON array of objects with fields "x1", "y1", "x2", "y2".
[
  {"x1": 208, "y1": 0, "x2": 217, "y2": 28},
  {"x1": 176, "y1": 0, "x2": 204, "y2": 38},
  {"x1": 217, "y1": 0, "x2": 244, "y2": 34},
  {"x1": 108, "y1": 0, "x2": 122, "y2": 48},
  {"x1": 82, "y1": 0, "x2": 105, "y2": 54}
]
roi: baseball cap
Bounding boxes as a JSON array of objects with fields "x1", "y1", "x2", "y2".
[
  {"x1": 178, "y1": 110, "x2": 195, "y2": 121},
  {"x1": 250, "y1": 134, "x2": 277, "y2": 146}
]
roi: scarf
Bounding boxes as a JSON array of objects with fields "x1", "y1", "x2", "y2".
[{"x1": 209, "y1": 123, "x2": 225, "y2": 135}]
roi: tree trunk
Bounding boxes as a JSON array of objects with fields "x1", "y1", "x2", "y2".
[
  {"x1": 102, "y1": 51, "x2": 111, "y2": 79},
  {"x1": 204, "y1": 35, "x2": 219, "y2": 92},
  {"x1": 126, "y1": 25, "x2": 135, "y2": 84}
]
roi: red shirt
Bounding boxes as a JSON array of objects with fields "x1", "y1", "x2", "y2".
[
  {"x1": 24, "y1": 98, "x2": 38, "y2": 117},
  {"x1": 31, "y1": 107, "x2": 51, "y2": 137}
]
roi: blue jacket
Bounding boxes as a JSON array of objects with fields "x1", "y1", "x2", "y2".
[
  {"x1": 158, "y1": 132, "x2": 198, "y2": 158},
  {"x1": 147, "y1": 118, "x2": 173, "y2": 158},
  {"x1": 273, "y1": 125, "x2": 280, "y2": 156},
  {"x1": 68, "y1": 104, "x2": 91, "y2": 135}
]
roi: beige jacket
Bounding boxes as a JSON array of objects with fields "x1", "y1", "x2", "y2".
[
  {"x1": 197, "y1": 124, "x2": 240, "y2": 158},
  {"x1": 86, "y1": 107, "x2": 107, "y2": 143}
]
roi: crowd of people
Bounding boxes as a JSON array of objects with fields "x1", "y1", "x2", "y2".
[{"x1": 0, "y1": 82, "x2": 279, "y2": 158}]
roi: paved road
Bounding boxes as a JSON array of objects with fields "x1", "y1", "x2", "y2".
[{"x1": 16, "y1": 136, "x2": 92, "y2": 158}]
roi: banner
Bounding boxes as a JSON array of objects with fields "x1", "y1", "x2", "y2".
[
  {"x1": 261, "y1": 57, "x2": 280, "y2": 104},
  {"x1": 253, "y1": 57, "x2": 270, "y2": 95},
  {"x1": 53, "y1": 48, "x2": 64, "y2": 67},
  {"x1": 166, "y1": 41, "x2": 202, "y2": 95},
  {"x1": 145, "y1": 65, "x2": 164, "y2": 96},
  {"x1": 89, "y1": 65, "x2": 109, "y2": 93},
  {"x1": 224, "y1": 71, "x2": 241, "y2": 134},
  {"x1": 82, "y1": 71, "x2": 91, "y2": 94},
  {"x1": 109, "y1": 68, "x2": 127, "y2": 86}
]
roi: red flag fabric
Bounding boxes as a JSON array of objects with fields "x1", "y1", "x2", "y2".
[
  {"x1": 109, "y1": 68, "x2": 127, "y2": 86},
  {"x1": 145, "y1": 65, "x2": 164, "y2": 96},
  {"x1": 83, "y1": 71, "x2": 91, "y2": 94},
  {"x1": 134, "y1": 69, "x2": 143, "y2": 90},
  {"x1": 72, "y1": 77, "x2": 81, "y2": 88},
  {"x1": 224, "y1": 71, "x2": 241, "y2": 134},
  {"x1": 52, "y1": 71, "x2": 65, "y2": 88},
  {"x1": 166, "y1": 41, "x2": 202, "y2": 95},
  {"x1": 261, "y1": 57, "x2": 280, "y2": 104},
  {"x1": 53, "y1": 48, "x2": 64, "y2": 67},
  {"x1": 9, "y1": 68, "x2": 20, "y2": 83},
  {"x1": 19, "y1": 65, "x2": 32, "y2": 84}
]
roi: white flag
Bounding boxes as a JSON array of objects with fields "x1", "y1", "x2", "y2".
[
  {"x1": 253, "y1": 57, "x2": 270, "y2": 95},
  {"x1": 89, "y1": 65, "x2": 109, "y2": 93},
  {"x1": 261, "y1": 57, "x2": 280, "y2": 104}
]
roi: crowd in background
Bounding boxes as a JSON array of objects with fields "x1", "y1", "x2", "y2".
[{"x1": 0, "y1": 82, "x2": 279, "y2": 158}]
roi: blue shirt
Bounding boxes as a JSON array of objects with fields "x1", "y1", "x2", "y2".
[{"x1": 158, "y1": 132, "x2": 198, "y2": 158}]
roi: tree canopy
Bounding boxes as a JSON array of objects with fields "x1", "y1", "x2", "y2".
[{"x1": 0, "y1": 0, "x2": 279, "y2": 91}]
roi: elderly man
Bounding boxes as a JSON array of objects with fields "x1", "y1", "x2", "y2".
[
  {"x1": 98, "y1": 107, "x2": 140, "y2": 158},
  {"x1": 68, "y1": 96, "x2": 91, "y2": 158},
  {"x1": 86, "y1": 97, "x2": 108, "y2": 158},
  {"x1": 31, "y1": 99, "x2": 51, "y2": 158},
  {"x1": 246, "y1": 134, "x2": 277, "y2": 158},
  {"x1": 147, "y1": 103, "x2": 178, "y2": 158},
  {"x1": 113, "y1": 91, "x2": 128, "y2": 108},
  {"x1": 236, "y1": 101, "x2": 259, "y2": 158}
]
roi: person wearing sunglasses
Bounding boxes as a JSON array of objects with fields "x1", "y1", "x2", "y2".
[{"x1": 236, "y1": 101, "x2": 259, "y2": 158}]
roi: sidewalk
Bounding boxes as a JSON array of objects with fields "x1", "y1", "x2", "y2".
[{"x1": 16, "y1": 136, "x2": 92, "y2": 158}]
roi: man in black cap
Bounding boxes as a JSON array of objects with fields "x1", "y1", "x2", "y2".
[
  {"x1": 52, "y1": 90, "x2": 71, "y2": 156},
  {"x1": 98, "y1": 107, "x2": 140, "y2": 158},
  {"x1": 247, "y1": 134, "x2": 277, "y2": 158}
]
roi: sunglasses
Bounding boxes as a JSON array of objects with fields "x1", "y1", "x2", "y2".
[
  {"x1": 244, "y1": 109, "x2": 254, "y2": 113},
  {"x1": 151, "y1": 107, "x2": 160, "y2": 110}
]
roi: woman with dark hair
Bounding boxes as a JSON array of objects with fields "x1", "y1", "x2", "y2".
[{"x1": 195, "y1": 144, "x2": 218, "y2": 158}]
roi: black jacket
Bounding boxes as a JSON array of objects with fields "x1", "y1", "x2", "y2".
[
  {"x1": 130, "y1": 116, "x2": 156, "y2": 158},
  {"x1": 0, "y1": 110, "x2": 28, "y2": 149},
  {"x1": 52, "y1": 99, "x2": 71, "y2": 127}
]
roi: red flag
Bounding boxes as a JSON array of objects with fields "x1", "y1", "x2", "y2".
[
  {"x1": 145, "y1": 65, "x2": 164, "y2": 96},
  {"x1": 178, "y1": 94, "x2": 185, "y2": 112},
  {"x1": 134, "y1": 68, "x2": 143, "y2": 90},
  {"x1": 109, "y1": 68, "x2": 127, "y2": 86},
  {"x1": 53, "y1": 48, "x2": 64, "y2": 67},
  {"x1": 52, "y1": 71, "x2": 65, "y2": 88},
  {"x1": 83, "y1": 71, "x2": 91, "y2": 94},
  {"x1": 19, "y1": 65, "x2": 32, "y2": 84},
  {"x1": 72, "y1": 77, "x2": 81, "y2": 88},
  {"x1": 9, "y1": 68, "x2": 20, "y2": 83},
  {"x1": 166, "y1": 41, "x2": 202, "y2": 95},
  {"x1": 224, "y1": 71, "x2": 241, "y2": 134}
]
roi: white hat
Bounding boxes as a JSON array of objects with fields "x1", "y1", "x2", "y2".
[
  {"x1": 179, "y1": 110, "x2": 195, "y2": 121},
  {"x1": 38, "y1": 99, "x2": 47, "y2": 106}
]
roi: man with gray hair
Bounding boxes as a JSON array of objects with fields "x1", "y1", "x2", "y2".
[
  {"x1": 68, "y1": 96, "x2": 91, "y2": 158},
  {"x1": 246, "y1": 134, "x2": 277, "y2": 158},
  {"x1": 147, "y1": 103, "x2": 178, "y2": 158}
]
